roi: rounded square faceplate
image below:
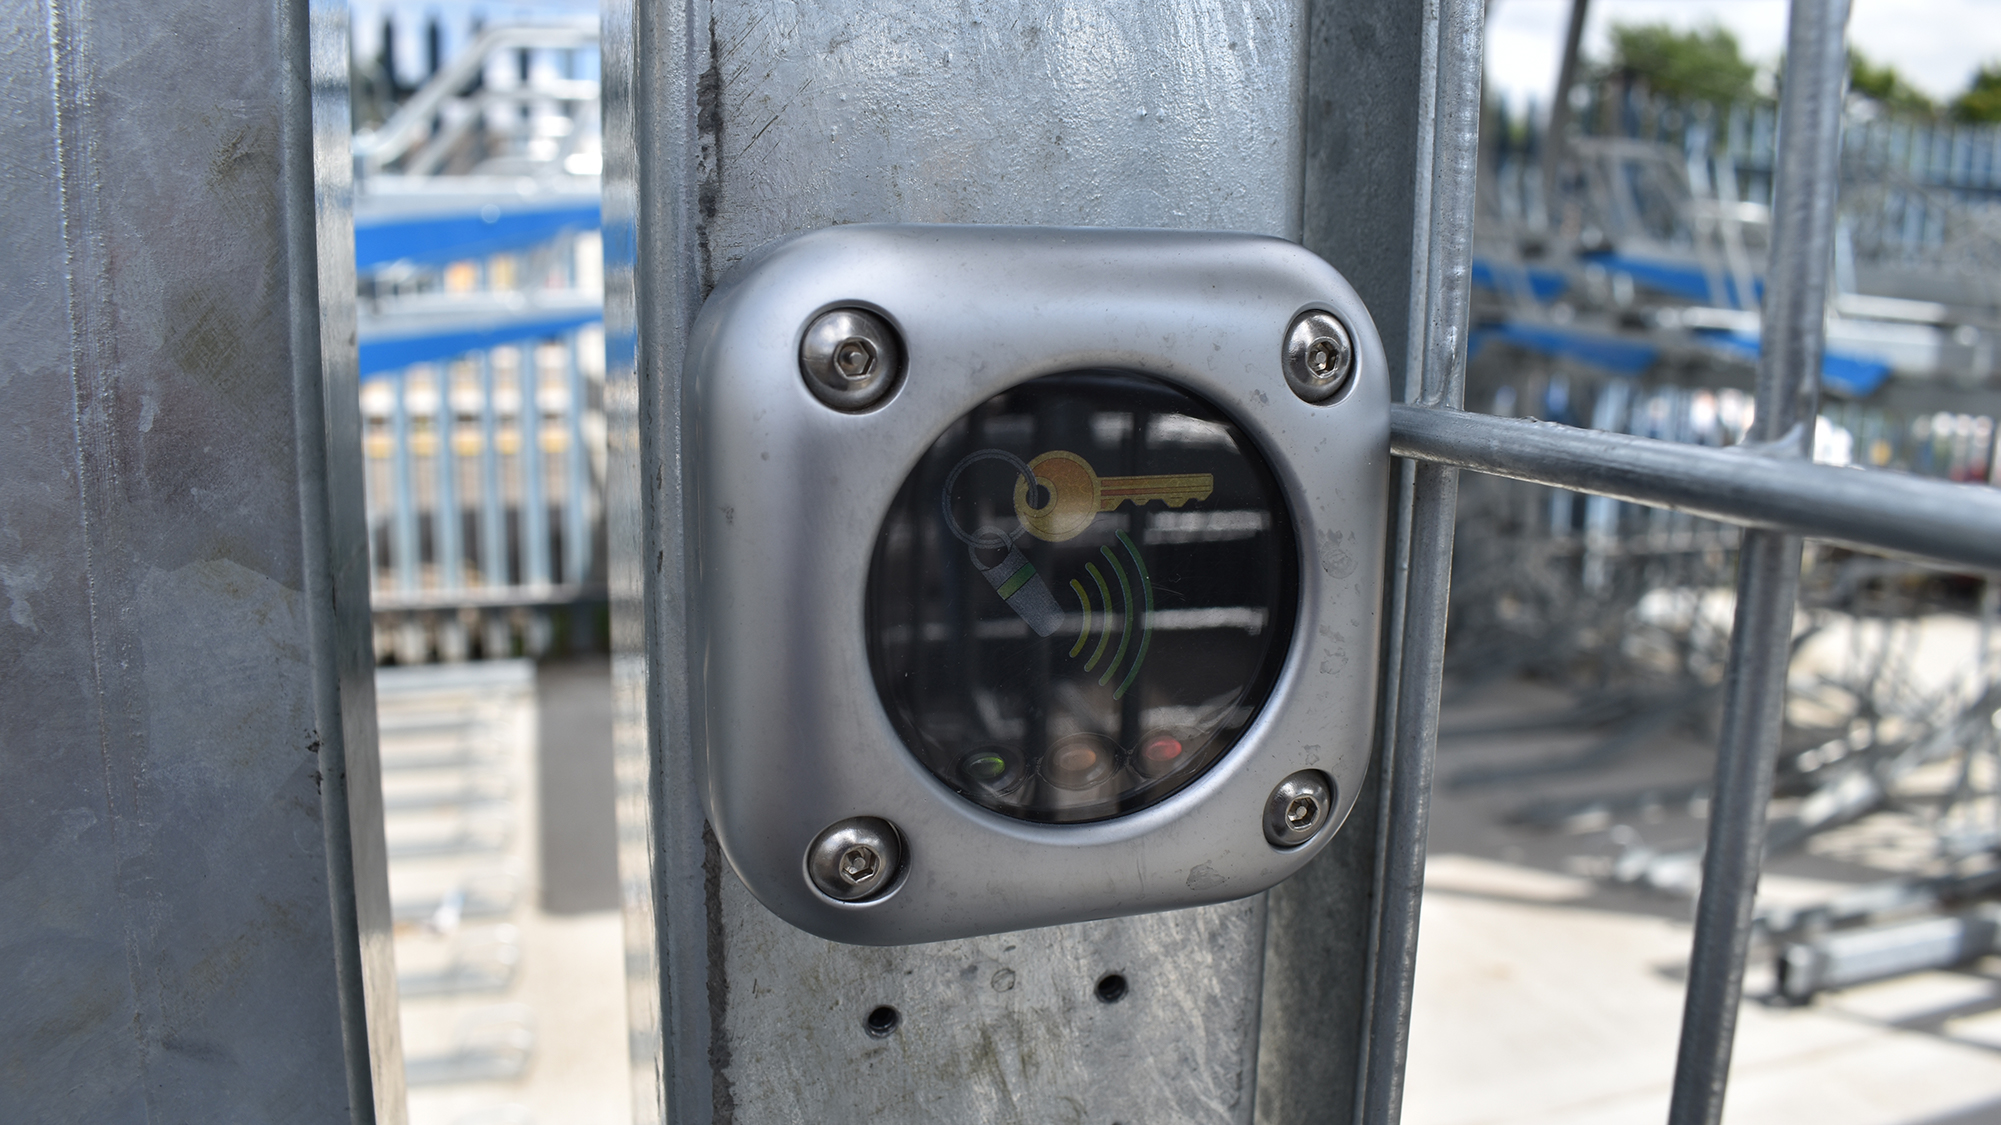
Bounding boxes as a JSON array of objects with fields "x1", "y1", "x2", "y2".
[{"x1": 688, "y1": 225, "x2": 1388, "y2": 945}]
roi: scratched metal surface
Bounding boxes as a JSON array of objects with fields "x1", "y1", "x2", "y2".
[
  {"x1": 0, "y1": 1, "x2": 393, "y2": 1121},
  {"x1": 608, "y1": 2, "x2": 1309, "y2": 1122},
  {"x1": 692, "y1": 1, "x2": 1307, "y2": 288},
  {"x1": 717, "y1": 868, "x2": 1269, "y2": 1122}
]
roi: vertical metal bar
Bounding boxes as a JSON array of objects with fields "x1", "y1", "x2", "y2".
[
  {"x1": 1293, "y1": 69, "x2": 1439, "y2": 1059},
  {"x1": 603, "y1": 0, "x2": 713, "y2": 1112},
  {"x1": 519, "y1": 344, "x2": 551, "y2": 588},
  {"x1": 362, "y1": 390, "x2": 385, "y2": 600},
  {"x1": 1666, "y1": 1, "x2": 1848, "y2": 1122},
  {"x1": 1357, "y1": 2, "x2": 1482, "y2": 1121},
  {"x1": 307, "y1": 0, "x2": 404, "y2": 1109},
  {"x1": 434, "y1": 365, "x2": 462, "y2": 592},
  {"x1": 391, "y1": 371, "x2": 419, "y2": 595},
  {"x1": 479, "y1": 351, "x2": 508, "y2": 588},
  {"x1": 564, "y1": 331, "x2": 591, "y2": 587},
  {"x1": 1540, "y1": 0, "x2": 1590, "y2": 226}
]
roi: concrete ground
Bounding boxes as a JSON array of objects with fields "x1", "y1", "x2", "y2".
[
  {"x1": 373, "y1": 645, "x2": 2001, "y2": 1123},
  {"x1": 378, "y1": 658, "x2": 628, "y2": 1125},
  {"x1": 1405, "y1": 675, "x2": 2001, "y2": 1125}
]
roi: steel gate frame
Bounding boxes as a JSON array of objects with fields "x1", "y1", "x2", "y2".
[
  {"x1": 601, "y1": 1, "x2": 2001, "y2": 1124},
  {"x1": 1380, "y1": 2, "x2": 2001, "y2": 1124}
]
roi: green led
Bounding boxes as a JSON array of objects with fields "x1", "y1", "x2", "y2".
[{"x1": 967, "y1": 752, "x2": 1009, "y2": 781}]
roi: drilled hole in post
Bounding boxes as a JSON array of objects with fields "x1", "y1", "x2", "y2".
[
  {"x1": 1095, "y1": 973, "x2": 1128, "y2": 1004},
  {"x1": 864, "y1": 1005, "x2": 901, "y2": 1037}
]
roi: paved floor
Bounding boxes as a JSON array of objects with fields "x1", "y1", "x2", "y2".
[
  {"x1": 372, "y1": 647, "x2": 2001, "y2": 1123},
  {"x1": 1405, "y1": 674, "x2": 2001, "y2": 1125},
  {"x1": 536, "y1": 658, "x2": 619, "y2": 915},
  {"x1": 378, "y1": 658, "x2": 628, "y2": 1125}
]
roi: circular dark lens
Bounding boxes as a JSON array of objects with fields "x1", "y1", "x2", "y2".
[
  {"x1": 1095, "y1": 974, "x2": 1129, "y2": 1003},
  {"x1": 864, "y1": 370, "x2": 1300, "y2": 823}
]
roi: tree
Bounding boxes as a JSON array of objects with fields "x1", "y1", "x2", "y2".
[
  {"x1": 1850, "y1": 49, "x2": 1936, "y2": 117},
  {"x1": 1951, "y1": 63, "x2": 2001, "y2": 124},
  {"x1": 1607, "y1": 22, "x2": 1758, "y2": 106}
]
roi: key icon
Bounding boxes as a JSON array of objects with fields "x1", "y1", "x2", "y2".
[{"x1": 1013, "y1": 450, "x2": 1214, "y2": 542}]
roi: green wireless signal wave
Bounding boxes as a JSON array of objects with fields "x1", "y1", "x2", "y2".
[{"x1": 1063, "y1": 531, "x2": 1154, "y2": 700}]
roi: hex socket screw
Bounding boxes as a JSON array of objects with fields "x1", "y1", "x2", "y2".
[
  {"x1": 800, "y1": 307, "x2": 904, "y2": 411},
  {"x1": 1263, "y1": 770, "x2": 1334, "y2": 847},
  {"x1": 1282, "y1": 310, "x2": 1354, "y2": 404},
  {"x1": 806, "y1": 816, "x2": 904, "y2": 902}
]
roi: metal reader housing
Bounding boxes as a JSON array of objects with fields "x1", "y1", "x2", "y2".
[{"x1": 688, "y1": 225, "x2": 1388, "y2": 945}]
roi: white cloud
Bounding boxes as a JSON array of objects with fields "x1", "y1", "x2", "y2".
[{"x1": 1486, "y1": 0, "x2": 2001, "y2": 115}]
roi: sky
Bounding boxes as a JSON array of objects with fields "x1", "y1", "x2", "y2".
[{"x1": 1485, "y1": 0, "x2": 2001, "y2": 115}]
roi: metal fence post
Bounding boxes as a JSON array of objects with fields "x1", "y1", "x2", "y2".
[
  {"x1": 1668, "y1": 1, "x2": 1850, "y2": 1121},
  {"x1": 599, "y1": 2, "x2": 1467, "y2": 1122},
  {"x1": 0, "y1": 0, "x2": 401, "y2": 1120}
]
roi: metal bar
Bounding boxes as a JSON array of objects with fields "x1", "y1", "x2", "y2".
[
  {"x1": 598, "y1": 0, "x2": 679, "y2": 1111},
  {"x1": 519, "y1": 345, "x2": 551, "y2": 588},
  {"x1": 391, "y1": 371, "x2": 420, "y2": 595},
  {"x1": 1359, "y1": 1, "x2": 1483, "y2": 1121},
  {"x1": 370, "y1": 583, "x2": 605, "y2": 612},
  {"x1": 1540, "y1": 0, "x2": 1589, "y2": 223},
  {"x1": 309, "y1": 0, "x2": 406, "y2": 1109},
  {"x1": 353, "y1": 20, "x2": 599, "y2": 174},
  {"x1": 1779, "y1": 907, "x2": 2001, "y2": 1001},
  {"x1": 479, "y1": 351, "x2": 508, "y2": 587},
  {"x1": 564, "y1": 332, "x2": 591, "y2": 587},
  {"x1": 1669, "y1": 1, "x2": 1850, "y2": 1122},
  {"x1": 434, "y1": 367, "x2": 463, "y2": 592},
  {"x1": 1389, "y1": 406, "x2": 2001, "y2": 571}
]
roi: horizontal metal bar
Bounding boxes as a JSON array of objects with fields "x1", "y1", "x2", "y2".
[
  {"x1": 1778, "y1": 906, "x2": 2001, "y2": 1002},
  {"x1": 370, "y1": 583, "x2": 607, "y2": 612},
  {"x1": 1389, "y1": 404, "x2": 2001, "y2": 572}
]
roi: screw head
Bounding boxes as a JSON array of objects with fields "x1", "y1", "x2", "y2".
[
  {"x1": 1264, "y1": 770, "x2": 1334, "y2": 847},
  {"x1": 807, "y1": 816, "x2": 904, "y2": 902},
  {"x1": 834, "y1": 337, "x2": 877, "y2": 378},
  {"x1": 801, "y1": 308, "x2": 902, "y2": 411},
  {"x1": 839, "y1": 845, "x2": 880, "y2": 883},
  {"x1": 1282, "y1": 310, "x2": 1354, "y2": 403}
]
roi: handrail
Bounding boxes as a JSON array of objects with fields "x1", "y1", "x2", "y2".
[{"x1": 354, "y1": 20, "x2": 599, "y2": 175}]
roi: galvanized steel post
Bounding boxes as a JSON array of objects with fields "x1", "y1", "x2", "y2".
[
  {"x1": 603, "y1": 1, "x2": 1477, "y2": 1122},
  {"x1": 606, "y1": 7, "x2": 1296, "y2": 1121},
  {"x1": 0, "y1": 0, "x2": 401, "y2": 1121}
]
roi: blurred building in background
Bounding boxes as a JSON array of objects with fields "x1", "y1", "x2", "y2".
[{"x1": 349, "y1": 1, "x2": 607, "y2": 667}]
